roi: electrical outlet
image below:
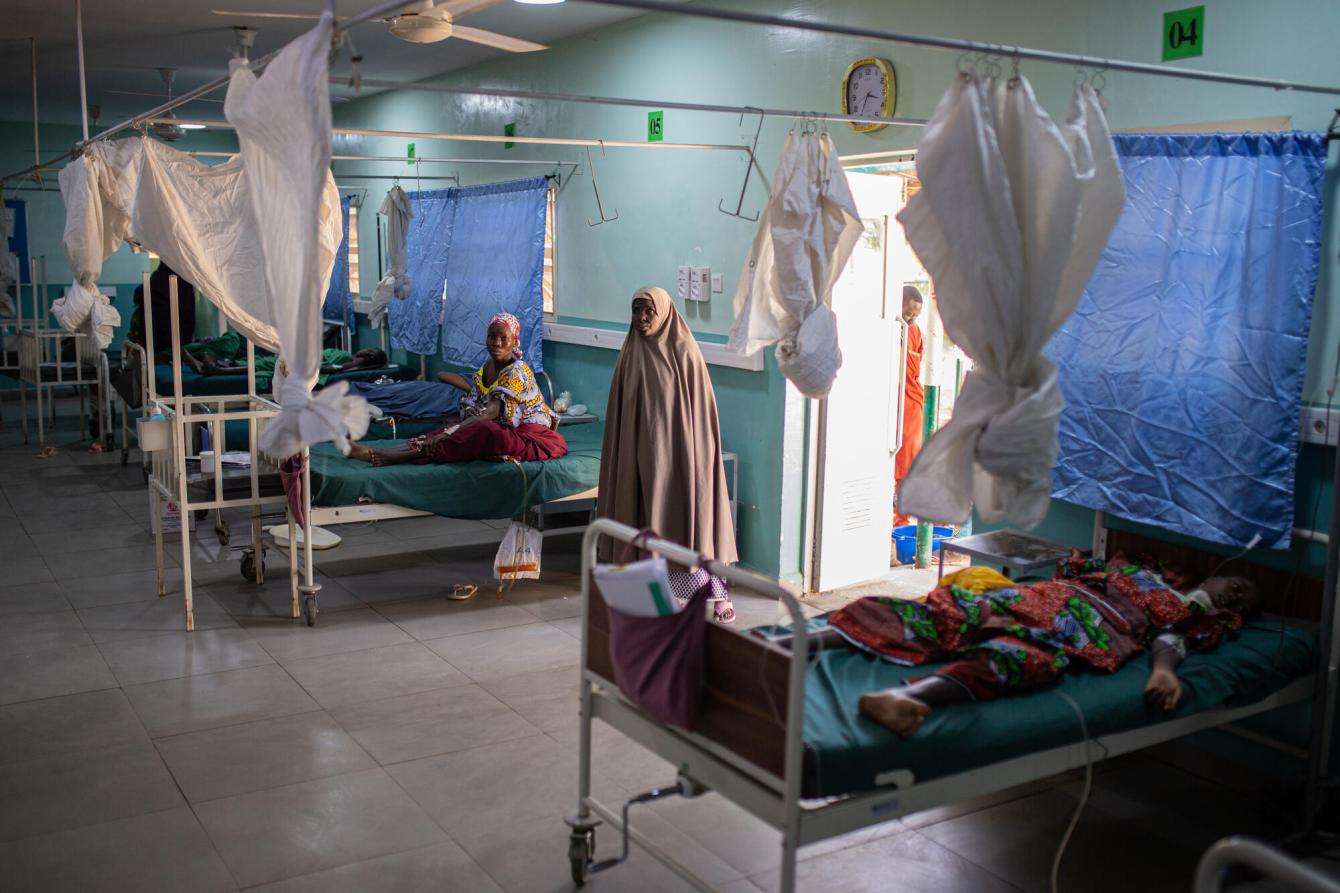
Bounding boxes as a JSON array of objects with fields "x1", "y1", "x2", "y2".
[
  {"x1": 690, "y1": 266, "x2": 710, "y2": 302},
  {"x1": 711, "y1": 273, "x2": 724, "y2": 294},
  {"x1": 676, "y1": 266, "x2": 691, "y2": 302}
]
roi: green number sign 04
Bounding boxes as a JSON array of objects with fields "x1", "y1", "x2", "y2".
[
  {"x1": 1163, "y1": 5, "x2": 1204, "y2": 61},
  {"x1": 647, "y1": 110, "x2": 664, "y2": 143},
  {"x1": 406, "y1": 142, "x2": 415, "y2": 166}
]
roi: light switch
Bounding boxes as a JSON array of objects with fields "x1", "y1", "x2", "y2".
[
  {"x1": 689, "y1": 266, "x2": 710, "y2": 302},
  {"x1": 711, "y1": 273, "x2": 724, "y2": 293}
]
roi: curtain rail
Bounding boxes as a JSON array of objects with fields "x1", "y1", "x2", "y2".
[{"x1": 573, "y1": 0, "x2": 1340, "y2": 97}]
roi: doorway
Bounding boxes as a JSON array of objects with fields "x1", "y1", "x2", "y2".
[{"x1": 808, "y1": 159, "x2": 963, "y2": 595}]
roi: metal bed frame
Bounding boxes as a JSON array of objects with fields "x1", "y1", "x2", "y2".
[
  {"x1": 570, "y1": 517, "x2": 1340, "y2": 892},
  {"x1": 141, "y1": 272, "x2": 319, "y2": 629},
  {"x1": 1196, "y1": 836, "x2": 1340, "y2": 893},
  {"x1": 15, "y1": 255, "x2": 110, "y2": 449}
]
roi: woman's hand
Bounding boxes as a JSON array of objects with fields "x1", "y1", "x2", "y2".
[{"x1": 1143, "y1": 667, "x2": 1182, "y2": 712}]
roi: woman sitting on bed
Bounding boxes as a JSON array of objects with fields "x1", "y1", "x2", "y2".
[
  {"x1": 786, "y1": 554, "x2": 1261, "y2": 738},
  {"x1": 348, "y1": 313, "x2": 566, "y2": 466}
]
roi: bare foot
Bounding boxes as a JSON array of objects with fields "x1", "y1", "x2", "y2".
[
  {"x1": 347, "y1": 443, "x2": 377, "y2": 465},
  {"x1": 858, "y1": 690, "x2": 932, "y2": 738}
]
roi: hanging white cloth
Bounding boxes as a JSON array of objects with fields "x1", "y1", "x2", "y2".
[
  {"x1": 226, "y1": 12, "x2": 367, "y2": 458},
  {"x1": 895, "y1": 75, "x2": 1125, "y2": 527},
  {"x1": 728, "y1": 131, "x2": 861, "y2": 398},
  {"x1": 0, "y1": 208, "x2": 16, "y2": 318},
  {"x1": 369, "y1": 185, "x2": 412, "y2": 329}
]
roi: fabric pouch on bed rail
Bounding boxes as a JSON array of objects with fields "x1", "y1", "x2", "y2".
[{"x1": 602, "y1": 555, "x2": 712, "y2": 730}]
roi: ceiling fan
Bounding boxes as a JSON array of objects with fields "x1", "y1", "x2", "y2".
[
  {"x1": 103, "y1": 69, "x2": 203, "y2": 141},
  {"x1": 211, "y1": 0, "x2": 547, "y2": 51}
]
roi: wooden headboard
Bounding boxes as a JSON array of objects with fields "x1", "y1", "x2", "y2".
[
  {"x1": 1104, "y1": 527, "x2": 1322, "y2": 620},
  {"x1": 585, "y1": 580, "x2": 793, "y2": 780}
]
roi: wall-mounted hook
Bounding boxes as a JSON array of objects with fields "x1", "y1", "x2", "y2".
[
  {"x1": 718, "y1": 108, "x2": 764, "y2": 222},
  {"x1": 584, "y1": 142, "x2": 618, "y2": 227}
]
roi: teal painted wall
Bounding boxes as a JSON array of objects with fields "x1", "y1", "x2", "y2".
[{"x1": 5, "y1": 0, "x2": 1339, "y2": 576}]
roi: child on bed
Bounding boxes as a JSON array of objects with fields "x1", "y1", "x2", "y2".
[
  {"x1": 782, "y1": 554, "x2": 1260, "y2": 738},
  {"x1": 348, "y1": 313, "x2": 566, "y2": 466}
]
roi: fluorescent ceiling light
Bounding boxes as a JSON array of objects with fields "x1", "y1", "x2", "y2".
[
  {"x1": 514, "y1": 0, "x2": 564, "y2": 5},
  {"x1": 179, "y1": 123, "x2": 207, "y2": 130}
]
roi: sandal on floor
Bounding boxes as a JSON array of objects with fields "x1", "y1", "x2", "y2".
[
  {"x1": 713, "y1": 601, "x2": 737, "y2": 624},
  {"x1": 448, "y1": 584, "x2": 479, "y2": 601}
]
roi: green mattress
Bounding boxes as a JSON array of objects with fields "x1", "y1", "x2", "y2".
[
  {"x1": 155, "y1": 363, "x2": 415, "y2": 397},
  {"x1": 309, "y1": 421, "x2": 603, "y2": 520},
  {"x1": 799, "y1": 620, "x2": 1315, "y2": 798}
]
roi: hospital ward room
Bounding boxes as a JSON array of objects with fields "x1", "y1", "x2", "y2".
[{"x1": 3, "y1": 1, "x2": 1340, "y2": 892}]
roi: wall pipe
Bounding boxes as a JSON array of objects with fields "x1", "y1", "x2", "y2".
[
  {"x1": 75, "y1": 0, "x2": 89, "y2": 142},
  {"x1": 153, "y1": 117, "x2": 751, "y2": 153},
  {"x1": 30, "y1": 38, "x2": 40, "y2": 179},
  {"x1": 574, "y1": 0, "x2": 1340, "y2": 98},
  {"x1": 341, "y1": 76, "x2": 929, "y2": 129}
]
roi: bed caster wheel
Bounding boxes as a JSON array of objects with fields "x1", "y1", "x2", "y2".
[
  {"x1": 241, "y1": 550, "x2": 264, "y2": 583},
  {"x1": 303, "y1": 595, "x2": 318, "y2": 627},
  {"x1": 568, "y1": 827, "x2": 594, "y2": 887}
]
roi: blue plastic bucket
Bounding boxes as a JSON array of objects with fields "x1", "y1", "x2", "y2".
[{"x1": 892, "y1": 524, "x2": 954, "y2": 564}]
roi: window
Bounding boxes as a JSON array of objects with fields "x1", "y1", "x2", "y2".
[
  {"x1": 543, "y1": 185, "x2": 556, "y2": 316},
  {"x1": 347, "y1": 202, "x2": 361, "y2": 296}
]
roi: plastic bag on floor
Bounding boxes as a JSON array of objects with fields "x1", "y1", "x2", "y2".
[{"x1": 495, "y1": 520, "x2": 542, "y2": 582}]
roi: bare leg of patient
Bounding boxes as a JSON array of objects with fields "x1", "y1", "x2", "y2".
[
  {"x1": 347, "y1": 443, "x2": 419, "y2": 467},
  {"x1": 858, "y1": 676, "x2": 968, "y2": 739}
]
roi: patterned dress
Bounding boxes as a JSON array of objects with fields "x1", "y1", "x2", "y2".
[
  {"x1": 827, "y1": 557, "x2": 1242, "y2": 702},
  {"x1": 406, "y1": 359, "x2": 565, "y2": 464}
]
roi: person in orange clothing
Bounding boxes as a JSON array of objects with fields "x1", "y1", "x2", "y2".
[{"x1": 894, "y1": 286, "x2": 925, "y2": 524}]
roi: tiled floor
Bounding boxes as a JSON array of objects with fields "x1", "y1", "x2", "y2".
[{"x1": 0, "y1": 399, "x2": 1306, "y2": 891}]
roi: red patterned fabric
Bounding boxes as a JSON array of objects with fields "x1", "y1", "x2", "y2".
[{"x1": 407, "y1": 420, "x2": 567, "y2": 464}]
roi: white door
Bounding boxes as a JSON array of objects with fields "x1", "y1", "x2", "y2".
[{"x1": 813, "y1": 172, "x2": 906, "y2": 591}]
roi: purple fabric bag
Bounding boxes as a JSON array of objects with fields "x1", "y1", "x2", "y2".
[{"x1": 604, "y1": 533, "x2": 711, "y2": 730}]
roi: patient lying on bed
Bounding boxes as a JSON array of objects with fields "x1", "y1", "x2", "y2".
[
  {"x1": 348, "y1": 313, "x2": 566, "y2": 466},
  {"x1": 792, "y1": 555, "x2": 1259, "y2": 738}
]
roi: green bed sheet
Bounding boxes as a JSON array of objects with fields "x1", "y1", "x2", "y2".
[
  {"x1": 799, "y1": 620, "x2": 1315, "y2": 798},
  {"x1": 157, "y1": 362, "x2": 415, "y2": 398},
  {"x1": 309, "y1": 421, "x2": 603, "y2": 520}
]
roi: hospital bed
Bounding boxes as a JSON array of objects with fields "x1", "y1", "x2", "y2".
[
  {"x1": 15, "y1": 256, "x2": 111, "y2": 449},
  {"x1": 568, "y1": 518, "x2": 1336, "y2": 892}
]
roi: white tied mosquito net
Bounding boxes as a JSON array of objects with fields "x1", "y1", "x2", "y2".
[
  {"x1": 895, "y1": 75, "x2": 1125, "y2": 528},
  {"x1": 56, "y1": 13, "x2": 368, "y2": 458},
  {"x1": 370, "y1": 185, "x2": 413, "y2": 330},
  {"x1": 729, "y1": 130, "x2": 862, "y2": 399}
]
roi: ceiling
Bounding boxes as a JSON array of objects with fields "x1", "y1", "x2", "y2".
[{"x1": 0, "y1": 0, "x2": 650, "y2": 128}]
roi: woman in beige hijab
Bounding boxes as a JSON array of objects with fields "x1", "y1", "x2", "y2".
[{"x1": 598, "y1": 286, "x2": 739, "y2": 622}]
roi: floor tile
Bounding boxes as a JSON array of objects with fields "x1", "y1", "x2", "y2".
[
  {"x1": 241, "y1": 606, "x2": 413, "y2": 662},
  {"x1": 0, "y1": 555, "x2": 54, "y2": 585},
  {"x1": 503, "y1": 580, "x2": 585, "y2": 621},
  {"x1": 124, "y1": 663, "x2": 319, "y2": 737},
  {"x1": 77, "y1": 590, "x2": 237, "y2": 644},
  {"x1": 99, "y1": 626, "x2": 274, "y2": 685},
  {"x1": 0, "y1": 643, "x2": 118, "y2": 705},
  {"x1": 283, "y1": 642, "x2": 470, "y2": 709},
  {"x1": 336, "y1": 561, "x2": 471, "y2": 604},
  {"x1": 0, "y1": 742, "x2": 183, "y2": 842},
  {"x1": 156, "y1": 710, "x2": 376, "y2": 803},
  {"x1": 424, "y1": 621, "x2": 579, "y2": 683},
  {"x1": 194, "y1": 767, "x2": 447, "y2": 888},
  {"x1": 0, "y1": 806, "x2": 235, "y2": 893},
  {"x1": 0, "y1": 688, "x2": 148, "y2": 766},
  {"x1": 479, "y1": 666, "x2": 580, "y2": 734},
  {"x1": 375, "y1": 594, "x2": 537, "y2": 640},
  {"x1": 330, "y1": 683, "x2": 541, "y2": 765},
  {"x1": 207, "y1": 574, "x2": 364, "y2": 618},
  {"x1": 0, "y1": 609, "x2": 91, "y2": 655},
  {"x1": 752, "y1": 828, "x2": 1018, "y2": 893},
  {"x1": 28, "y1": 525, "x2": 156, "y2": 556},
  {"x1": 60, "y1": 567, "x2": 184, "y2": 610},
  {"x1": 249, "y1": 841, "x2": 502, "y2": 893},
  {"x1": 386, "y1": 734, "x2": 622, "y2": 842},
  {"x1": 0, "y1": 581, "x2": 73, "y2": 616}
]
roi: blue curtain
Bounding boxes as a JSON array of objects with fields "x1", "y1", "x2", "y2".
[
  {"x1": 1048, "y1": 132, "x2": 1327, "y2": 550},
  {"x1": 322, "y1": 195, "x2": 353, "y2": 329},
  {"x1": 391, "y1": 188, "x2": 455, "y2": 356},
  {"x1": 440, "y1": 177, "x2": 549, "y2": 372}
]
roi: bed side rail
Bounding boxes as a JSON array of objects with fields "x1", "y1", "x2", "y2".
[
  {"x1": 1195, "y1": 836, "x2": 1340, "y2": 893},
  {"x1": 580, "y1": 519, "x2": 809, "y2": 797}
]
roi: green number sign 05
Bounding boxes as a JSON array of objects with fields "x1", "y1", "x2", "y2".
[
  {"x1": 1163, "y1": 5, "x2": 1205, "y2": 61},
  {"x1": 647, "y1": 110, "x2": 664, "y2": 143}
]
